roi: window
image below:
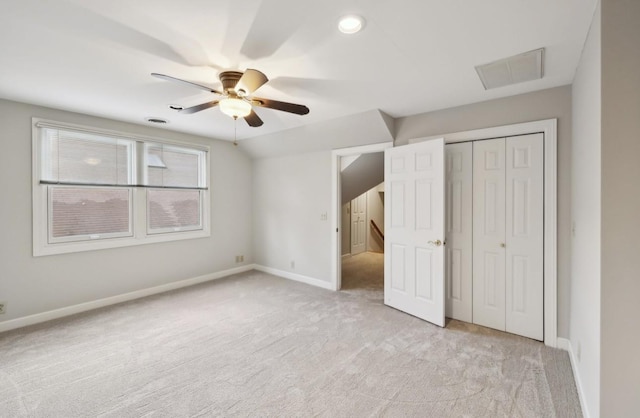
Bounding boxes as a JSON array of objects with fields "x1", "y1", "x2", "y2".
[
  {"x1": 33, "y1": 119, "x2": 209, "y2": 256},
  {"x1": 49, "y1": 187, "x2": 133, "y2": 243}
]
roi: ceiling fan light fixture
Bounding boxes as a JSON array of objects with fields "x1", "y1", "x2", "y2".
[
  {"x1": 338, "y1": 15, "x2": 364, "y2": 34},
  {"x1": 219, "y1": 98, "x2": 252, "y2": 118}
]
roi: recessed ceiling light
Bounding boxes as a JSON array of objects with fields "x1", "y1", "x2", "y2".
[
  {"x1": 168, "y1": 104, "x2": 183, "y2": 111},
  {"x1": 145, "y1": 117, "x2": 168, "y2": 124},
  {"x1": 338, "y1": 15, "x2": 364, "y2": 34}
]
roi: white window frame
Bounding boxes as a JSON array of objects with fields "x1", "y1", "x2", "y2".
[{"x1": 32, "y1": 118, "x2": 211, "y2": 257}]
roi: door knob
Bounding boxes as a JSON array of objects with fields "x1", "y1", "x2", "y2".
[
  {"x1": 429, "y1": 239, "x2": 443, "y2": 247},
  {"x1": 500, "y1": 243, "x2": 506, "y2": 248}
]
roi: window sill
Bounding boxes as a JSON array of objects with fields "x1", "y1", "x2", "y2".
[{"x1": 33, "y1": 229, "x2": 210, "y2": 257}]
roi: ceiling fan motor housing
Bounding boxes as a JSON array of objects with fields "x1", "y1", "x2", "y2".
[{"x1": 219, "y1": 71, "x2": 243, "y2": 94}]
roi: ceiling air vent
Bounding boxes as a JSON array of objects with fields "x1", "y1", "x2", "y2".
[{"x1": 475, "y1": 48, "x2": 544, "y2": 90}]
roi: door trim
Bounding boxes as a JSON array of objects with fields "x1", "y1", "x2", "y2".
[
  {"x1": 331, "y1": 142, "x2": 394, "y2": 291},
  {"x1": 409, "y1": 118, "x2": 557, "y2": 347}
]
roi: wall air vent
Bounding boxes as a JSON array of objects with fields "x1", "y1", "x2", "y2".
[
  {"x1": 475, "y1": 48, "x2": 544, "y2": 90},
  {"x1": 145, "y1": 117, "x2": 168, "y2": 124}
]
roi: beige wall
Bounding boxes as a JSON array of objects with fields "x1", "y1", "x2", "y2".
[
  {"x1": 366, "y1": 184, "x2": 384, "y2": 253},
  {"x1": 570, "y1": 2, "x2": 601, "y2": 416},
  {"x1": 396, "y1": 85, "x2": 573, "y2": 337},
  {"x1": 600, "y1": 0, "x2": 640, "y2": 416},
  {"x1": 341, "y1": 203, "x2": 351, "y2": 256},
  {"x1": 0, "y1": 99, "x2": 253, "y2": 325},
  {"x1": 252, "y1": 151, "x2": 333, "y2": 282}
]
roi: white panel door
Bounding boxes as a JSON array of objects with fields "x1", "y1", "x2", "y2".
[
  {"x1": 505, "y1": 133, "x2": 544, "y2": 340},
  {"x1": 384, "y1": 138, "x2": 445, "y2": 327},
  {"x1": 445, "y1": 142, "x2": 473, "y2": 323},
  {"x1": 473, "y1": 138, "x2": 507, "y2": 331},
  {"x1": 351, "y1": 193, "x2": 367, "y2": 255}
]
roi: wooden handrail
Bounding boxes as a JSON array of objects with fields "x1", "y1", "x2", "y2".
[{"x1": 370, "y1": 219, "x2": 384, "y2": 241}]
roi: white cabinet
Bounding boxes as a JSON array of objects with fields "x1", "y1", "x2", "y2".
[{"x1": 446, "y1": 133, "x2": 544, "y2": 341}]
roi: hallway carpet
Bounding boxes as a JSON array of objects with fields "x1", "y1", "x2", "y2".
[{"x1": 0, "y1": 262, "x2": 581, "y2": 417}]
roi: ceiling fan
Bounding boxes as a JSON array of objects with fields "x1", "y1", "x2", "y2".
[{"x1": 151, "y1": 69, "x2": 309, "y2": 127}]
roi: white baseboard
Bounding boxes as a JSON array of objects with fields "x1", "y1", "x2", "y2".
[
  {"x1": 0, "y1": 264, "x2": 254, "y2": 334},
  {"x1": 254, "y1": 265, "x2": 335, "y2": 291},
  {"x1": 557, "y1": 337, "x2": 590, "y2": 418}
]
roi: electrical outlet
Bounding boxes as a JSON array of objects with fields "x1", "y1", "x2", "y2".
[
  {"x1": 0, "y1": 302, "x2": 6, "y2": 314},
  {"x1": 290, "y1": 260, "x2": 295, "y2": 269},
  {"x1": 239, "y1": 255, "x2": 244, "y2": 262}
]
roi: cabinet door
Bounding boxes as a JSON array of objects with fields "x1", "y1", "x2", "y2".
[
  {"x1": 445, "y1": 142, "x2": 473, "y2": 323},
  {"x1": 473, "y1": 138, "x2": 506, "y2": 331},
  {"x1": 505, "y1": 133, "x2": 544, "y2": 340}
]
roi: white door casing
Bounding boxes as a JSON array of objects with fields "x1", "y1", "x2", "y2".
[
  {"x1": 384, "y1": 138, "x2": 446, "y2": 327},
  {"x1": 505, "y1": 133, "x2": 544, "y2": 340},
  {"x1": 473, "y1": 138, "x2": 507, "y2": 331},
  {"x1": 445, "y1": 142, "x2": 473, "y2": 323},
  {"x1": 351, "y1": 193, "x2": 367, "y2": 255}
]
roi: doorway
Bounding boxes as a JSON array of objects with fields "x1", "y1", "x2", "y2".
[
  {"x1": 340, "y1": 183, "x2": 386, "y2": 298},
  {"x1": 331, "y1": 142, "x2": 393, "y2": 292}
]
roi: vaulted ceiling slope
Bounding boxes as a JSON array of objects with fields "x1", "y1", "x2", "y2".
[{"x1": 0, "y1": 0, "x2": 596, "y2": 144}]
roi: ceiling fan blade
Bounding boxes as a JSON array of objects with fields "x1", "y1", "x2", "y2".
[
  {"x1": 179, "y1": 101, "x2": 220, "y2": 114},
  {"x1": 151, "y1": 73, "x2": 222, "y2": 95},
  {"x1": 252, "y1": 97, "x2": 309, "y2": 115},
  {"x1": 235, "y1": 69, "x2": 268, "y2": 96},
  {"x1": 244, "y1": 110, "x2": 264, "y2": 127}
]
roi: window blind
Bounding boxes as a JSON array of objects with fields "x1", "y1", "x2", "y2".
[
  {"x1": 147, "y1": 189, "x2": 202, "y2": 232},
  {"x1": 144, "y1": 143, "x2": 206, "y2": 189},
  {"x1": 40, "y1": 128, "x2": 133, "y2": 186},
  {"x1": 50, "y1": 187, "x2": 132, "y2": 241}
]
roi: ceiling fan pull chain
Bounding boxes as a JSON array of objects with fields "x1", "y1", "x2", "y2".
[{"x1": 233, "y1": 116, "x2": 238, "y2": 147}]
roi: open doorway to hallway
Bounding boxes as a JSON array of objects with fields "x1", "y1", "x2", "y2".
[
  {"x1": 331, "y1": 142, "x2": 392, "y2": 292},
  {"x1": 339, "y1": 158, "x2": 385, "y2": 298}
]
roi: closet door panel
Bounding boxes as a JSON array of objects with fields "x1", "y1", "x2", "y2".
[
  {"x1": 445, "y1": 142, "x2": 473, "y2": 322},
  {"x1": 505, "y1": 133, "x2": 544, "y2": 340},
  {"x1": 473, "y1": 138, "x2": 506, "y2": 331}
]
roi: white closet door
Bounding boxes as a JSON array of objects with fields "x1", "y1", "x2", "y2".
[
  {"x1": 384, "y1": 138, "x2": 446, "y2": 327},
  {"x1": 445, "y1": 142, "x2": 473, "y2": 322},
  {"x1": 505, "y1": 133, "x2": 544, "y2": 340},
  {"x1": 473, "y1": 138, "x2": 507, "y2": 331}
]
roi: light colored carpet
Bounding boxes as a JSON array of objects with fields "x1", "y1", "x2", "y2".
[{"x1": 0, "y1": 257, "x2": 581, "y2": 417}]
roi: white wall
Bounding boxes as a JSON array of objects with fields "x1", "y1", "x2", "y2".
[
  {"x1": 253, "y1": 151, "x2": 332, "y2": 282},
  {"x1": 396, "y1": 85, "x2": 573, "y2": 338},
  {"x1": 600, "y1": 0, "x2": 640, "y2": 416},
  {"x1": 0, "y1": 99, "x2": 253, "y2": 325},
  {"x1": 366, "y1": 184, "x2": 384, "y2": 253},
  {"x1": 340, "y1": 152, "x2": 385, "y2": 204},
  {"x1": 341, "y1": 203, "x2": 350, "y2": 256},
  {"x1": 570, "y1": 2, "x2": 601, "y2": 416}
]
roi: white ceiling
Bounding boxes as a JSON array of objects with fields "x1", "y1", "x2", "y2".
[{"x1": 0, "y1": 0, "x2": 597, "y2": 142}]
